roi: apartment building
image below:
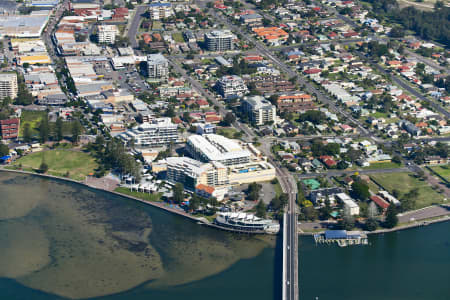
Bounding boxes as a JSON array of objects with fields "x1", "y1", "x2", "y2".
[
  {"x1": 147, "y1": 53, "x2": 169, "y2": 79},
  {"x1": 166, "y1": 156, "x2": 229, "y2": 189},
  {"x1": 277, "y1": 93, "x2": 315, "y2": 112},
  {"x1": 118, "y1": 117, "x2": 181, "y2": 147},
  {"x1": 215, "y1": 75, "x2": 248, "y2": 98},
  {"x1": 0, "y1": 118, "x2": 20, "y2": 140},
  {"x1": 149, "y1": 2, "x2": 173, "y2": 20},
  {"x1": 97, "y1": 25, "x2": 119, "y2": 44},
  {"x1": 0, "y1": 73, "x2": 18, "y2": 99},
  {"x1": 204, "y1": 30, "x2": 233, "y2": 51},
  {"x1": 241, "y1": 95, "x2": 276, "y2": 126},
  {"x1": 186, "y1": 134, "x2": 251, "y2": 166}
]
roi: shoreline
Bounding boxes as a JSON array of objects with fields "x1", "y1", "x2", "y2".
[
  {"x1": 298, "y1": 215, "x2": 450, "y2": 236},
  {"x1": 1, "y1": 168, "x2": 449, "y2": 236},
  {"x1": 0, "y1": 168, "x2": 271, "y2": 235}
]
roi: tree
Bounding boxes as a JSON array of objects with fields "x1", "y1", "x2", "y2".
[
  {"x1": 223, "y1": 112, "x2": 235, "y2": 126},
  {"x1": 337, "y1": 160, "x2": 348, "y2": 170},
  {"x1": 71, "y1": 119, "x2": 82, "y2": 144},
  {"x1": 39, "y1": 116, "x2": 50, "y2": 143},
  {"x1": 384, "y1": 204, "x2": 398, "y2": 228},
  {"x1": 256, "y1": 200, "x2": 266, "y2": 218},
  {"x1": 338, "y1": 210, "x2": 355, "y2": 230},
  {"x1": 0, "y1": 142, "x2": 9, "y2": 157},
  {"x1": 23, "y1": 123, "x2": 32, "y2": 143},
  {"x1": 247, "y1": 182, "x2": 262, "y2": 201},
  {"x1": 303, "y1": 206, "x2": 318, "y2": 221},
  {"x1": 189, "y1": 194, "x2": 200, "y2": 211},
  {"x1": 350, "y1": 180, "x2": 370, "y2": 200},
  {"x1": 38, "y1": 155, "x2": 49, "y2": 173},
  {"x1": 368, "y1": 201, "x2": 379, "y2": 218},
  {"x1": 392, "y1": 155, "x2": 402, "y2": 164},
  {"x1": 173, "y1": 183, "x2": 184, "y2": 204},
  {"x1": 55, "y1": 117, "x2": 64, "y2": 141},
  {"x1": 365, "y1": 218, "x2": 378, "y2": 231}
]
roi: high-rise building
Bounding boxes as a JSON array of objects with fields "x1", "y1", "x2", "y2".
[
  {"x1": 204, "y1": 30, "x2": 233, "y2": 51},
  {"x1": 241, "y1": 95, "x2": 276, "y2": 126},
  {"x1": 215, "y1": 75, "x2": 248, "y2": 98},
  {"x1": 97, "y1": 25, "x2": 119, "y2": 44},
  {"x1": 0, "y1": 73, "x2": 18, "y2": 100},
  {"x1": 148, "y1": 2, "x2": 173, "y2": 20},
  {"x1": 146, "y1": 53, "x2": 169, "y2": 79}
]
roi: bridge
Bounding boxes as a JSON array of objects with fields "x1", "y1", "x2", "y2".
[{"x1": 277, "y1": 168, "x2": 299, "y2": 300}]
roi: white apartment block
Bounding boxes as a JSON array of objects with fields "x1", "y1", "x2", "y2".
[
  {"x1": 215, "y1": 75, "x2": 248, "y2": 98},
  {"x1": 149, "y1": 2, "x2": 173, "y2": 20},
  {"x1": 0, "y1": 73, "x2": 18, "y2": 99},
  {"x1": 118, "y1": 118, "x2": 181, "y2": 147},
  {"x1": 147, "y1": 53, "x2": 169, "y2": 79},
  {"x1": 97, "y1": 25, "x2": 119, "y2": 44},
  {"x1": 241, "y1": 95, "x2": 276, "y2": 126},
  {"x1": 186, "y1": 134, "x2": 251, "y2": 167}
]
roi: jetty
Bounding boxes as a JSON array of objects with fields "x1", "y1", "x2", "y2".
[{"x1": 314, "y1": 230, "x2": 368, "y2": 247}]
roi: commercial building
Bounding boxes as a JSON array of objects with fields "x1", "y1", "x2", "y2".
[
  {"x1": 97, "y1": 25, "x2": 119, "y2": 44},
  {"x1": 241, "y1": 95, "x2": 276, "y2": 126},
  {"x1": 0, "y1": 118, "x2": 20, "y2": 140},
  {"x1": 0, "y1": 11, "x2": 50, "y2": 38},
  {"x1": 148, "y1": 2, "x2": 173, "y2": 20},
  {"x1": 25, "y1": 0, "x2": 59, "y2": 8},
  {"x1": 118, "y1": 118, "x2": 181, "y2": 148},
  {"x1": 186, "y1": 134, "x2": 251, "y2": 167},
  {"x1": 0, "y1": 73, "x2": 18, "y2": 100},
  {"x1": 215, "y1": 75, "x2": 248, "y2": 98},
  {"x1": 204, "y1": 30, "x2": 233, "y2": 52},
  {"x1": 165, "y1": 157, "x2": 229, "y2": 189},
  {"x1": 146, "y1": 53, "x2": 169, "y2": 79}
]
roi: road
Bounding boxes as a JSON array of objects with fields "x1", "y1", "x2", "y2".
[
  {"x1": 357, "y1": 52, "x2": 450, "y2": 119},
  {"x1": 128, "y1": 5, "x2": 147, "y2": 48},
  {"x1": 404, "y1": 49, "x2": 450, "y2": 74},
  {"x1": 297, "y1": 166, "x2": 411, "y2": 179}
]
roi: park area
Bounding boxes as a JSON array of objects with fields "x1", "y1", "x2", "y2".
[
  {"x1": 370, "y1": 172, "x2": 446, "y2": 209},
  {"x1": 429, "y1": 165, "x2": 450, "y2": 183},
  {"x1": 10, "y1": 150, "x2": 98, "y2": 181}
]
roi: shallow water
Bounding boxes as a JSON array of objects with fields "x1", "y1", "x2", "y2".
[{"x1": 0, "y1": 173, "x2": 277, "y2": 299}]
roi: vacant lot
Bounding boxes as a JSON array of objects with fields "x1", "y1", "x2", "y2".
[
  {"x1": 370, "y1": 172, "x2": 445, "y2": 209},
  {"x1": 429, "y1": 165, "x2": 450, "y2": 182},
  {"x1": 12, "y1": 150, "x2": 98, "y2": 181},
  {"x1": 20, "y1": 110, "x2": 47, "y2": 138}
]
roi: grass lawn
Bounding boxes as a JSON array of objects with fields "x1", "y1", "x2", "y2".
[
  {"x1": 20, "y1": 110, "x2": 47, "y2": 137},
  {"x1": 114, "y1": 187, "x2": 162, "y2": 202},
  {"x1": 273, "y1": 180, "x2": 283, "y2": 197},
  {"x1": 370, "y1": 172, "x2": 445, "y2": 209},
  {"x1": 11, "y1": 150, "x2": 98, "y2": 181},
  {"x1": 172, "y1": 32, "x2": 185, "y2": 43},
  {"x1": 362, "y1": 161, "x2": 402, "y2": 170},
  {"x1": 217, "y1": 127, "x2": 239, "y2": 139},
  {"x1": 152, "y1": 21, "x2": 163, "y2": 30},
  {"x1": 429, "y1": 165, "x2": 450, "y2": 182}
]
